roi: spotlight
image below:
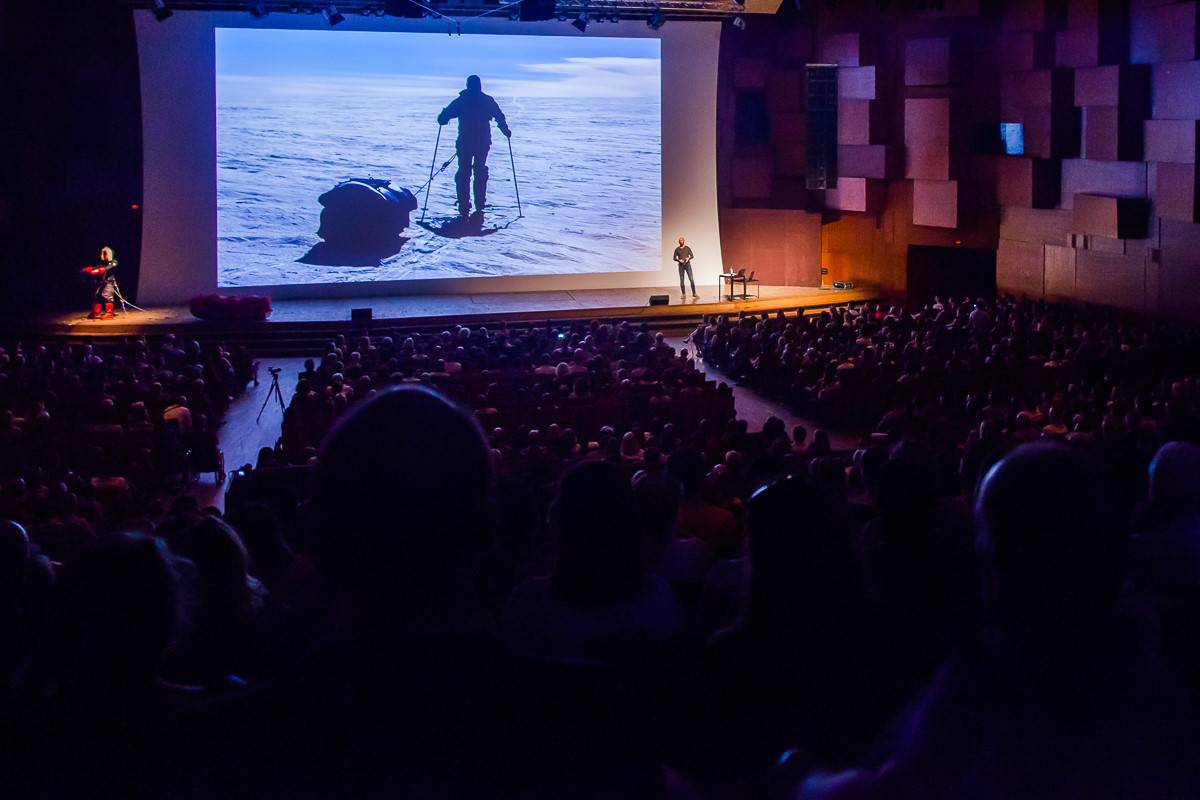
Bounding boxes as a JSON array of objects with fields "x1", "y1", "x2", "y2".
[
  {"x1": 250, "y1": 2, "x2": 270, "y2": 17},
  {"x1": 731, "y1": 12, "x2": 746, "y2": 29},
  {"x1": 647, "y1": 6, "x2": 665, "y2": 28},
  {"x1": 323, "y1": 3, "x2": 345, "y2": 24},
  {"x1": 151, "y1": 0, "x2": 173, "y2": 21},
  {"x1": 571, "y1": 10, "x2": 589, "y2": 31}
]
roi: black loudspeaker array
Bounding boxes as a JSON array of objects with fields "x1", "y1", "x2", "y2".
[{"x1": 805, "y1": 64, "x2": 838, "y2": 191}]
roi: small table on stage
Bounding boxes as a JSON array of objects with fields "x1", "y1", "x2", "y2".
[{"x1": 719, "y1": 272, "x2": 761, "y2": 302}]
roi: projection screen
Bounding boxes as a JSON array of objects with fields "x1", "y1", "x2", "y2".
[{"x1": 134, "y1": 12, "x2": 722, "y2": 303}]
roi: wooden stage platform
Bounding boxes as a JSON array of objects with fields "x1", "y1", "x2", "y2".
[{"x1": 32, "y1": 284, "x2": 880, "y2": 338}]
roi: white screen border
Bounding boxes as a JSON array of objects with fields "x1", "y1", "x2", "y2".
[{"x1": 134, "y1": 11, "x2": 723, "y2": 303}]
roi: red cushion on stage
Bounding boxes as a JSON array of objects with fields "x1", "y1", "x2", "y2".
[{"x1": 189, "y1": 293, "x2": 273, "y2": 322}]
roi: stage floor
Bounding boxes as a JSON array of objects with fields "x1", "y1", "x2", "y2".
[{"x1": 35, "y1": 283, "x2": 880, "y2": 334}]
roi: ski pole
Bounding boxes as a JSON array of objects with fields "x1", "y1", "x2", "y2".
[
  {"x1": 507, "y1": 134, "x2": 523, "y2": 218},
  {"x1": 421, "y1": 124, "x2": 442, "y2": 222}
]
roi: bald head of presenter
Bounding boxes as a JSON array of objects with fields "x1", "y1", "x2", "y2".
[{"x1": 674, "y1": 236, "x2": 697, "y2": 300}]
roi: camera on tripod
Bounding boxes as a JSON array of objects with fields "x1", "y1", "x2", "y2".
[{"x1": 258, "y1": 365, "x2": 287, "y2": 423}]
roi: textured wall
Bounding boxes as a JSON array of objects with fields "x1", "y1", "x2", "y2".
[{"x1": 716, "y1": 0, "x2": 1200, "y2": 317}]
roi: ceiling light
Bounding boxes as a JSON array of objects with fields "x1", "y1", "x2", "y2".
[
  {"x1": 151, "y1": 0, "x2": 173, "y2": 21},
  {"x1": 647, "y1": 7, "x2": 666, "y2": 28},
  {"x1": 731, "y1": 12, "x2": 746, "y2": 29},
  {"x1": 250, "y1": 2, "x2": 270, "y2": 17},
  {"x1": 571, "y1": 10, "x2": 589, "y2": 31}
]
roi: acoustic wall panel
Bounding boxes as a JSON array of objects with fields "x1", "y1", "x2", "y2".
[
  {"x1": 1000, "y1": 206, "x2": 1075, "y2": 244},
  {"x1": 826, "y1": 177, "x2": 873, "y2": 212},
  {"x1": 1003, "y1": 0, "x2": 1068, "y2": 33},
  {"x1": 837, "y1": 99, "x2": 883, "y2": 145},
  {"x1": 819, "y1": 32, "x2": 864, "y2": 66},
  {"x1": 905, "y1": 37, "x2": 952, "y2": 86},
  {"x1": 838, "y1": 145, "x2": 890, "y2": 179},
  {"x1": 1156, "y1": 162, "x2": 1199, "y2": 223},
  {"x1": 1152, "y1": 61, "x2": 1200, "y2": 120},
  {"x1": 997, "y1": 239, "x2": 1046, "y2": 295},
  {"x1": 998, "y1": 32, "x2": 1055, "y2": 72},
  {"x1": 913, "y1": 179, "x2": 959, "y2": 228},
  {"x1": 904, "y1": 98, "x2": 951, "y2": 145},
  {"x1": 997, "y1": 157, "x2": 1061, "y2": 207},
  {"x1": 1145, "y1": 119, "x2": 1199, "y2": 163},
  {"x1": 1072, "y1": 193, "x2": 1146, "y2": 238},
  {"x1": 837, "y1": 67, "x2": 876, "y2": 100},
  {"x1": 1075, "y1": 250, "x2": 1148, "y2": 310},
  {"x1": 1061, "y1": 159, "x2": 1148, "y2": 207},
  {"x1": 1044, "y1": 243, "x2": 1077, "y2": 297},
  {"x1": 1131, "y1": 1, "x2": 1199, "y2": 64}
]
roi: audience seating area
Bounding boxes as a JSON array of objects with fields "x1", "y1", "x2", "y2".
[{"x1": 7, "y1": 300, "x2": 1200, "y2": 796}]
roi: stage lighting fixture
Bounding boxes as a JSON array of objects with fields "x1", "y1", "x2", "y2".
[
  {"x1": 647, "y1": 6, "x2": 665, "y2": 28},
  {"x1": 571, "y1": 10, "x2": 589, "y2": 31},
  {"x1": 289, "y1": 3, "x2": 302, "y2": 11},
  {"x1": 731, "y1": 12, "x2": 746, "y2": 28},
  {"x1": 151, "y1": 0, "x2": 173, "y2": 21},
  {"x1": 249, "y1": 2, "x2": 270, "y2": 17},
  {"x1": 324, "y1": 3, "x2": 345, "y2": 24}
]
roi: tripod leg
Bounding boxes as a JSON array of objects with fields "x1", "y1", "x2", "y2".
[{"x1": 256, "y1": 379, "x2": 275, "y2": 424}]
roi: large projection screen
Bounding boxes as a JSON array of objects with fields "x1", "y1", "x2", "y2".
[{"x1": 135, "y1": 12, "x2": 723, "y2": 304}]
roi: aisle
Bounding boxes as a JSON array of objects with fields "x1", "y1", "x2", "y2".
[
  {"x1": 190, "y1": 357, "x2": 305, "y2": 511},
  {"x1": 669, "y1": 336, "x2": 861, "y2": 452}
]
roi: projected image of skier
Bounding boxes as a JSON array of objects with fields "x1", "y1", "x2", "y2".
[{"x1": 215, "y1": 29, "x2": 661, "y2": 287}]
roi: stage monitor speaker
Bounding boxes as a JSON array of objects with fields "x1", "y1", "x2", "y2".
[
  {"x1": 384, "y1": 0, "x2": 426, "y2": 18},
  {"x1": 519, "y1": 0, "x2": 556, "y2": 21},
  {"x1": 805, "y1": 65, "x2": 839, "y2": 191},
  {"x1": 351, "y1": 307, "x2": 373, "y2": 322},
  {"x1": 648, "y1": 295, "x2": 669, "y2": 306}
]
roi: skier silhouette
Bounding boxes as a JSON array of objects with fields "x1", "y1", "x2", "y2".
[{"x1": 437, "y1": 75, "x2": 511, "y2": 218}]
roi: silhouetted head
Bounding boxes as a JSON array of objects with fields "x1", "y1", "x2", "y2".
[
  {"x1": 746, "y1": 474, "x2": 856, "y2": 630},
  {"x1": 551, "y1": 460, "x2": 642, "y2": 608},
  {"x1": 166, "y1": 515, "x2": 253, "y2": 614},
  {"x1": 466, "y1": 74, "x2": 482, "y2": 92},
  {"x1": 632, "y1": 469, "x2": 680, "y2": 560},
  {"x1": 1148, "y1": 441, "x2": 1200, "y2": 520},
  {"x1": 311, "y1": 386, "x2": 492, "y2": 626},
  {"x1": 53, "y1": 533, "x2": 181, "y2": 693},
  {"x1": 667, "y1": 447, "x2": 707, "y2": 498},
  {"x1": 976, "y1": 443, "x2": 1127, "y2": 641},
  {"x1": 0, "y1": 520, "x2": 30, "y2": 582}
]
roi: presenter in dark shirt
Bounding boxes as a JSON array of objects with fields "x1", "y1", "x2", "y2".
[{"x1": 674, "y1": 236, "x2": 698, "y2": 300}]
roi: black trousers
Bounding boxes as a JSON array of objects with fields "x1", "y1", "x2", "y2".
[
  {"x1": 678, "y1": 262, "x2": 696, "y2": 295},
  {"x1": 455, "y1": 143, "x2": 490, "y2": 214}
]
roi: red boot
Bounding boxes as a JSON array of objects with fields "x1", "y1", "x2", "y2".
[
  {"x1": 91, "y1": 303, "x2": 102, "y2": 319},
  {"x1": 103, "y1": 302, "x2": 115, "y2": 320}
]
